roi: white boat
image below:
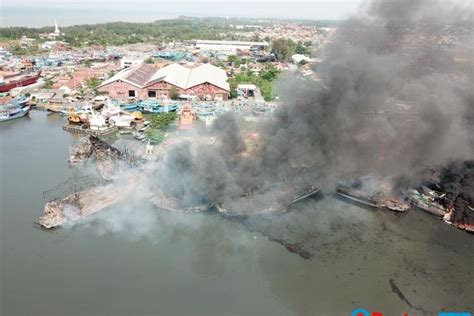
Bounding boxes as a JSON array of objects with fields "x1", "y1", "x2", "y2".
[
  {"x1": 110, "y1": 115, "x2": 134, "y2": 128},
  {"x1": 89, "y1": 113, "x2": 107, "y2": 130},
  {"x1": 101, "y1": 99, "x2": 121, "y2": 117},
  {"x1": 0, "y1": 105, "x2": 31, "y2": 122}
]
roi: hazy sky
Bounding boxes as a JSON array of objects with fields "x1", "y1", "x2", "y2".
[{"x1": 1, "y1": 0, "x2": 363, "y2": 27}]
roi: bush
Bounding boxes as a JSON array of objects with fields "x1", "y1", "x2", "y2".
[{"x1": 169, "y1": 87, "x2": 180, "y2": 100}]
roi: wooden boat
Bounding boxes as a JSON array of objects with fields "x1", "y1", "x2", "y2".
[
  {"x1": 216, "y1": 185, "x2": 321, "y2": 216},
  {"x1": 178, "y1": 104, "x2": 196, "y2": 130},
  {"x1": 335, "y1": 176, "x2": 410, "y2": 212}
]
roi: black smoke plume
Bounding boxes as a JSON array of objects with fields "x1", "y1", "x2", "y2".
[{"x1": 154, "y1": 0, "x2": 474, "y2": 214}]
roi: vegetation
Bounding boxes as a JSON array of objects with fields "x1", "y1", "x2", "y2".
[
  {"x1": 145, "y1": 111, "x2": 178, "y2": 144},
  {"x1": 84, "y1": 77, "x2": 101, "y2": 91},
  {"x1": 169, "y1": 87, "x2": 180, "y2": 100},
  {"x1": 150, "y1": 112, "x2": 178, "y2": 130},
  {"x1": 271, "y1": 38, "x2": 312, "y2": 61},
  {"x1": 228, "y1": 55, "x2": 248, "y2": 67},
  {"x1": 43, "y1": 80, "x2": 53, "y2": 89},
  {"x1": 8, "y1": 43, "x2": 41, "y2": 56},
  {"x1": 0, "y1": 19, "x2": 240, "y2": 47},
  {"x1": 229, "y1": 65, "x2": 281, "y2": 101},
  {"x1": 144, "y1": 57, "x2": 154, "y2": 64}
]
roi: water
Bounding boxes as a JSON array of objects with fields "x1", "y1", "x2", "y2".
[{"x1": 1, "y1": 111, "x2": 473, "y2": 316}]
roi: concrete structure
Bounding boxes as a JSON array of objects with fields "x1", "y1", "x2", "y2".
[
  {"x1": 98, "y1": 63, "x2": 230, "y2": 101},
  {"x1": 194, "y1": 40, "x2": 268, "y2": 52},
  {"x1": 237, "y1": 84, "x2": 257, "y2": 97}
]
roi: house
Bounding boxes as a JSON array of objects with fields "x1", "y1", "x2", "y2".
[{"x1": 98, "y1": 63, "x2": 230, "y2": 101}]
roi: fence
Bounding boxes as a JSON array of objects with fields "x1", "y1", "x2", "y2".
[{"x1": 43, "y1": 174, "x2": 103, "y2": 202}]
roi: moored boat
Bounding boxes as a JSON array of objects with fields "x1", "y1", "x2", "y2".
[
  {"x1": 216, "y1": 185, "x2": 321, "y2": 216},
  {"x1": 406, "y1": 187, "x2": 449, "y2": 217},
  {"x1": 0, "y1": 104, "x2": 31, "y2": 122},
  {"x1": 0, "y1": 71, "x2": 41, "y2": 93},
  {"x1": 336, "y1": 179, "x2": 410, "y2": 212}
]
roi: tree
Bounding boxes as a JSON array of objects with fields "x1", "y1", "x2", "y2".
[
  {"x1": 298, "y1": 60, "x2": 308, "y2": 66},
  {"x1": 83, "y1": 59, "x2": 92, "y2": 68},
  {"x1": 144, "y1": 57, "x2": 154, "y2": 64},
  {"x1": 85, "y1": 77, "x2": 101, "y2": 91},
  {"x1": 230, "y1": 89, "x2": 239, "y2": 99},
  {"x1": 271, "y1": 38, "x2": 296, "y2": 62},
  {"x1": 149, "y1": 112, "x2": 177, "y2": 131},
  {"x1": 169, "y1": 87, "x2": 180, "y2": 100},
  {"x1": 295, "y1": 41, "x2": 311, "y2": 55},
  {"x1": 43, "y1": 80, "x2": 53, "y2": 89}
]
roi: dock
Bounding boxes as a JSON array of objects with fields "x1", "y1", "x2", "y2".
[{"x1": 62, "y1": 124, "x2": 118, "y2": 136}]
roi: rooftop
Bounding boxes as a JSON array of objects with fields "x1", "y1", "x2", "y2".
[{"x1": 100, "y1": 63, "x2": 230, "y2": 91}]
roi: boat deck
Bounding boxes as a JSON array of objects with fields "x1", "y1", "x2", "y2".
[{"x1": 62, "y1": 124, "x2": 118, "y2": 136}]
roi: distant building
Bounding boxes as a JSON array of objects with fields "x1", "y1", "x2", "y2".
[
  {"x1": 194, "y1": 40, "x2": 268, "y2": 52},
  {"x1": 98, "y1": 63, "x2": 230, "y2": 101},
  {"x1": 49, "y1": 20, "x2": 63, "y2": 38},
  {"x1": 41, "y1": 41, "x2": 69, "y2": 51},
  {"x1": 291, "y1": 54, "x2": 312, "y2": 64},
  {"x1": 120, "y1": 57, "x2": 144, "y2": 69}
]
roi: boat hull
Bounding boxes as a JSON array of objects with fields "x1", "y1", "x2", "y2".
[
  {"x1": 0, "y1": 72, "x2": 41, "y2": 93},
  {"x1": 0, "y1": 106, "x2": 31, "y2": 122}
]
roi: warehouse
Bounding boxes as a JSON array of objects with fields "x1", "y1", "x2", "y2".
[
  {"x1": 98, "y1": 63, "x2": 230, "y2": 101},
  {"x1": 194, "y1": 40, "x2": 268, "y2": 52}
]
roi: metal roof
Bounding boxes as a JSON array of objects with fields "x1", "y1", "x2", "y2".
[{"x1": 100, "y1": 63, "x2": 230, "y2": 91}]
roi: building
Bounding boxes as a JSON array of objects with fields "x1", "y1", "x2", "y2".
[
  {"x1": 49, "y1": 20, "x2": 63, "y2": 38},
  {"x1": 291, "y1": 54, "x2": 312, "y2": 64},
  {"x1": 41, "y1": 41, "x2": 69, "y2": 51},
  {"x1": 98, "y1": 63, "x2": 230, "y2": 101},
  {"x1": 194, "y1": 40, "x2": 269, "y2": 52},
  {"x1": 120, "y1": 57, "x2": 144, "y2": 69}
]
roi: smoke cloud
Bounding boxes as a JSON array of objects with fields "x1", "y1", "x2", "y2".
[
  {"x1": 79, "y1": 0, "x2": 474, "y2": 234},
  {"x1": 147, "y1": 0, "x2": 473, "y2": 215}
]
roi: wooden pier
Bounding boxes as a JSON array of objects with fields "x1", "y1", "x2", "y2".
[{"x1": 62, "y1": 124, "x2": 118, "y2": 136}]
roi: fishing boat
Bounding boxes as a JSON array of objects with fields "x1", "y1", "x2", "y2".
[
  {"x1": 139, "y1": 102, "x2": 177, "y2": 114},
  {"x1": 336, "y1": 178, "x2": 410, "y2": 212},
  {"x1": 0, "y1": 104, "x2": 31, "y2": 122},
  {"x1": 405, "y1": 186, "x2": 449, "y2": 217},
  {"x1": 0, "y1": 71, "x2": 41, "y2": 93},
  {"x1": 216, "y1": 185, "x2": 321, "y2": 216},
  {"x1": 110, "y1": 114, "x2": 135, "y2": 128},
  {"x1": 152, "y1": 51, "x2": 186, "y2": 61},
  {"x1": 178, "y1": 104, "x2": 196, "y2": 130},
  {"x1": 151, "y1": 192, "x2": 212, "y2": 213},
  {"x1": 120, "y1": 102, "x2": 140, "y2": 111}
]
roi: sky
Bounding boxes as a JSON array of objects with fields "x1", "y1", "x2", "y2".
[{"x1": 1, "y1": 0, "x2": 363, "y2": 27}]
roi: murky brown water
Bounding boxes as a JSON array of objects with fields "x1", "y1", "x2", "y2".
[{"x1": 1, "y1": 111, "x2": 473, "y2": 316}]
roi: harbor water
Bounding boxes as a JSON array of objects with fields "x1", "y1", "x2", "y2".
[{"x1": 1, "y1": 111, "x2": 473, "y2": 315}]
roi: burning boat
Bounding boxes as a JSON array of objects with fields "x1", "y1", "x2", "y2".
[
  {"x1": 405, "y1": 186, "x2": 449, "y2": 217},
  {"x1": 443, "y1": 205, "x2": 474, "y2": 233},
  {"x1": 336, "y1": 176, "x2": 410, "y2": 212},
  {"x1": 216, "y1": 184, "x2": 321, "y2": 217},
  {"x1": 151, "y1": 192, "x2": 212, "y2": 213},
  {"x1": 38, "y1": 180, "x2": 135, "y2": 229}
]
